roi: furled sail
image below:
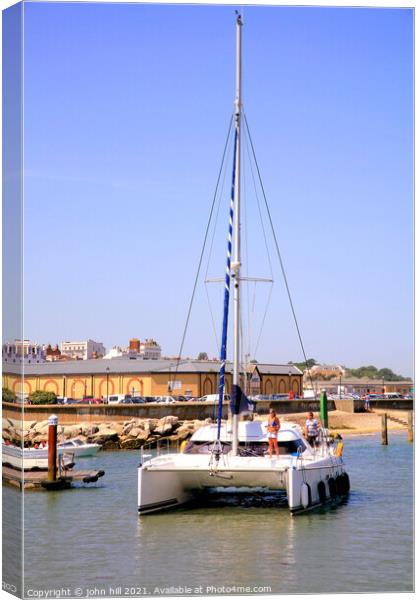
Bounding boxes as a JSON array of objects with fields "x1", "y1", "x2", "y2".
[{"x1": 216, "y1": 129, "x2": 237, "y2": 440}]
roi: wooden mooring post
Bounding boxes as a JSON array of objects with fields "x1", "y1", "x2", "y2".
[
  {"x1": 407, "y1": 410, "x2": 413, "y2": 443},
  {"x1": 381, "y1": 413, "x2": 388, "y2": 445},
  {"x1": 47, "y1": 414, "x2": 58, "y2": 481}
]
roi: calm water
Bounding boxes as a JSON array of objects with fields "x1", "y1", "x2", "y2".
[{"x1": 3, "y1": 432, "x2": 413, "y2": 596}]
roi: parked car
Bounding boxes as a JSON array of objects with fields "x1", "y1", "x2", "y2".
[
  {"x1": 78, "y1": 397, "x2": 104, "y2": 405},
  {"x1": 107, "y1": 394, "x2": 126, "y2": 404},
  {"x1": 142, "y1": 396, "x2": 158, "y2": 403},
  {"x1": 120, "y1": 396, "x2": 146, "y2": 404},
  {"x1": 250, "y1": 394, "x2": 288, "y2": 402},
  {"x1": 57, "y1": 396, "x2": 76, "y2": 405},
  {"x1": 363, "y1": 394, "x2": 384, "y2": 401},
  {"x1": 155, "y1": 396, "x2": 177, "y2": 404},
  {"x1": 199, "y1": 394, "x2": 231, "y2": 403}
]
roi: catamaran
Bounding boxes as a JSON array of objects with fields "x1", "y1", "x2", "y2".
[{"x1": 137, "y1": 14, "x2": 350, "y2": 515}]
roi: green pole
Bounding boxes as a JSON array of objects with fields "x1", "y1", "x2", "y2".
[{"x1": 320, "y1": 389, "x2": 328, "y2": 429}]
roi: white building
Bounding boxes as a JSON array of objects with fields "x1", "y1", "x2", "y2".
[
  {"x1": 140, "y1": 339, "x2": 161, "y2": 360},
  {"x1": 2, "y1": 340, "x2": 46, "y2": 364},
  {"x1": 60, "y1": 339, "x2": 106, "y2": 360},
  {"x1": 103, "y1": 346, "x2": 125, "y2": 360}
]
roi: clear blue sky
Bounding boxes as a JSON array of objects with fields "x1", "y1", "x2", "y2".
[{"x1": 22, "y1": 3, "x2": 413, "y2": 376}]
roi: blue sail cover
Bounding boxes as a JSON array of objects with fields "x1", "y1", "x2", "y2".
[
  {"x1": 230, "y1": 384, "x2": 255, "y2": 415},
  {"x1": 216, "y1": 130, "x2": 255, "y2": 439},
  {"x1": 216, "y1": 130, "x2": 237, "y2": 440}
]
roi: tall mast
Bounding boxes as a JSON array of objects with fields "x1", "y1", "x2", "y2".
[{"x1": 231, "y1": 13, "x2": 242, "y2": 456}]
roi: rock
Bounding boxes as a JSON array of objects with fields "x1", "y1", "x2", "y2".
[
  {"x1": 34, "y1": 419, "x2": 49, "y2": 429},
  {"x1": 160, "y1": 416, "x2": 179, "y2": 427},
  {"x1": 136, "y1": 429, "x2": 149, "y2": 441},
  {"x1": 80, "y1": 423, "x2": 99, "y2": 436},
  {"x1": 119, "y1": 437, "x2": 144, "y2": 450},
  {"x1": 112, "y1": 422, "x2": 124, "y2": 436},
  {"x1": 155, "y1": 422, "x2": 173, "y2": 436},
  {"x1": 63, "y1": 425, "x2": 82, "y2": 439},
  {"x1": 33, "y1": 421, "x2": 49, "y2": 435},
  {"x1": 91, "y1": 426, "x2": 119, "y2": 445},
  {"x1": 146, "y1": 435, "x2": 160, "y2": 445},
  {"x1": 129, "y1": 427, "x2": 149, "y2": 440},
  {"x1": 144, "y1": 419, "x2": 159, "y2": 435},
  {"x1": 102, "y1": 440, "x2": 120, "y2": 450},
  {"x1": 123, "y1": 421, "x2": 141, "y2": 435},
  {"x1": 171, "y1": 425, "x2": 193, "y2": 441}
]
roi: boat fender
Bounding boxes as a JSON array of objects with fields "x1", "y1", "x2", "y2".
[
  {"x1": 327, "y1": 477, "x2": 337, "y2": 499},
  {"x1": 300, "y1": 482, "x2": 311, "y2": 508},
  {"x1": 335, "y1": 442, "x2": 344, "y2": 457},
  {"x1": 317, "y1": 480, "x2": 327, "y2": 504},
  {"x1": 180, "y1": 440, "x2": 188, "y2": 453},
  {"x1": 342, "y1": 472, "x2": 350, "y2": 494},
  {"x1": 335, "y1": 474, "x2": 345, "y2": 495}
]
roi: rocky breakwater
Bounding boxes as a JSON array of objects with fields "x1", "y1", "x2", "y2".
[{"x1": 2, "y1": 416, "x2": 213, "y2": 450}]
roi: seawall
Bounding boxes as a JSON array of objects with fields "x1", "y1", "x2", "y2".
[
  {"x1": 3, "y1": 398, "x2": 349, "y2": 423},
  {"x1": 2, "y1": 398, "x2": 412, "y2": 424}
]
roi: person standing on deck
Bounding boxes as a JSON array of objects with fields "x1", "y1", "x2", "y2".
[
  {"x1": 304, "y1": 412, "x2": 319, "y2": 447},
  {"x1": 266, "y1": 409, "x2": 280, "y2": 457}
]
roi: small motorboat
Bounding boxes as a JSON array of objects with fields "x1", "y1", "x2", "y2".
[
  {"x1": 2, "y1": 443, "x2": 75, "y2": 471},
  {"x1": 57, "y1": 438, "x2": 101, "y2": 457}
]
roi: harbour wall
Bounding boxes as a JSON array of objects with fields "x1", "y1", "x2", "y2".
[
  {"x1": 3, "y1": 397, "x2": 412, "y2": 424},
  {"x1": 2, "y1": 399, "x2": 335, "y2": 423}
]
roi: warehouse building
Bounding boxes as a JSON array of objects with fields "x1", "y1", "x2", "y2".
[{"x1": 3, "y1": 359, "x2": 303, "y2": 400}]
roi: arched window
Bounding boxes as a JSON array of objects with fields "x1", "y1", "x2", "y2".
[
  {"x1": 265, "y1": 379, "x2": 273, "y2": 394},
  {"x1": 278, "y1": 379, "x2": 286, "y2": 393},
  {"x1": 203, "y1": 377, "x2": 213, "y2": 395}
]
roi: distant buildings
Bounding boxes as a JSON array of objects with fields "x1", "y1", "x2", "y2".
[
  {"x1": 103, "y1": 339, "x2": 162, "y2": 360},
  {"x1": 2, "y1": 340, "x2": 46, "y2": 364},
  {"x1": 45, "y1": 344, "x2": 62, "y2": 361},
  {"x1": 140, "y1": 339, "x2": 162, "y2": 360},
  {"x1": 60, "y1": 339, "x2": 106, "y2": 360},
  {"x1": 128, "y1": 338, "x2": 162, "y2": 360},
  {"x1": 307, "y1": 364, "x2": 346, "y2": 379},
  {"x1": 4, "y1": 336, "x2": 163, "y2": 365},
  {"x1": 103, "y1": 346, "x2": 125, "y2": 360}
]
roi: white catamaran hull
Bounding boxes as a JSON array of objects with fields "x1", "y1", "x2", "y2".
[{"x1": 138, "y1": 452, "x2": 347, "y2": 514}]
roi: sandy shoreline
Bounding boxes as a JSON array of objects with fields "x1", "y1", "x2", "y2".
[{"x1": 256, "y1": 408, "x2": 412, "y2": 437}]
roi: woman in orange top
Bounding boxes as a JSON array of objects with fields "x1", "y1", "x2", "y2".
[{"x1": 267, "y1": 408, "x2": 280, "y2": 458}]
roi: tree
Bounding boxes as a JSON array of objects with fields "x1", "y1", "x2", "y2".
[
  {"x1": 2, "y1": 387, "x2": 15, "y2": 403},
  {"x1": 293, "y1": 358, "x2": 317, "y2": 372},
  {"x1": 28, "y1": 391, "x2": 57, "y2": 405},
  {"x1": 197, "y1": 352, "x2": 209, "y2": 361},
  {"x1": 345, "y1": 365, "x2": 409, "y2": 381}
]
